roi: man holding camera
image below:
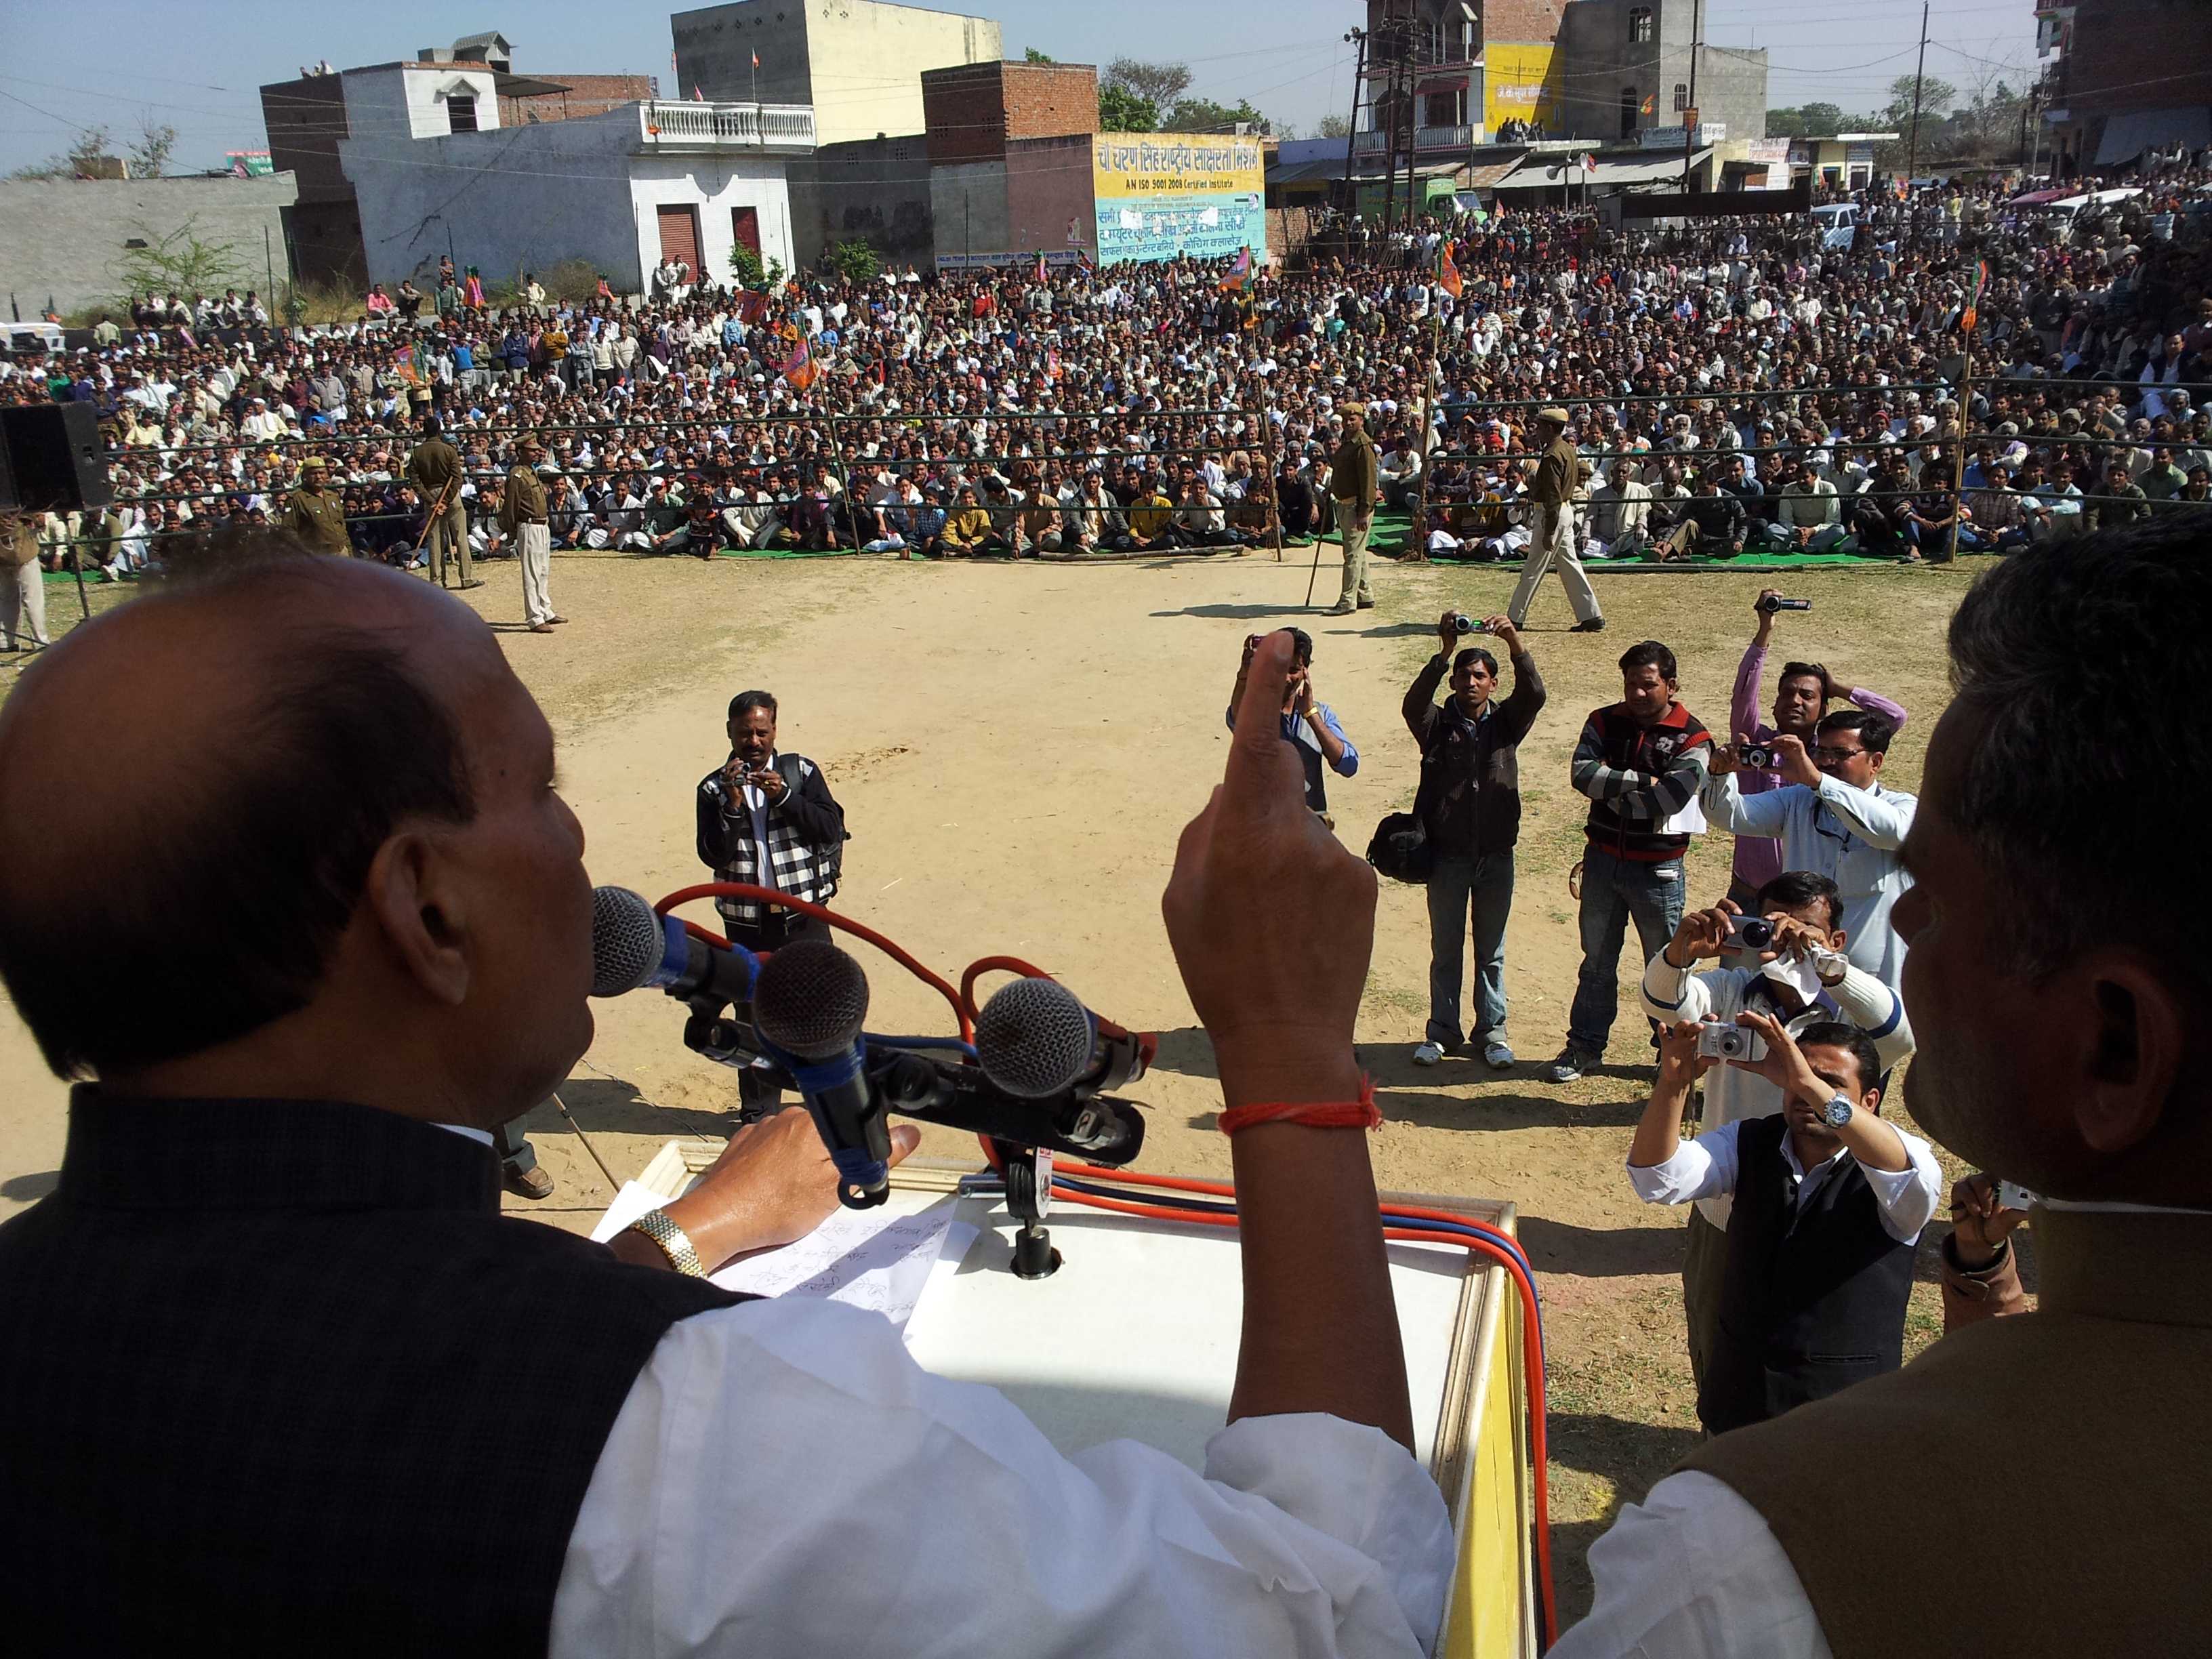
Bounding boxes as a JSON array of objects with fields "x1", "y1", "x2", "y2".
[
  {"x1": 1403, "y1": 611, "x2": 1546, "y2": 1071},
  {"x1": 1227, "y1": 628, "x2": 1357, "y2": 825},
  {"x1": 695, "y1": 690, "x2": 850, "y2": 1115},
  {"x1": 1723, "y1": 591, "x2": 1910, "y2": 909},
  {"x1": 1705, "y1": 707, "x2": 1915, "y2": 991},
  {"x1": 1626, "y1": 1011, "x2": 1941, "y2": 1435},
  {"x1": 1638, "y1": 871, "x2": 1916, "y2": 1402}
]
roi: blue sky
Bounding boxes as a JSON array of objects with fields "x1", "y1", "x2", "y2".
[{"x1": 0, "y1": 0, "x2": 2036, "y2": 176}]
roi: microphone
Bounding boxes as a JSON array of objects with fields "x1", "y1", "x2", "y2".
[
  {"x1": 750, "y1": 938, "x2": 893, "y2": 1208},
  {"x1": 591, "y1": 886, "x2": 758, "y2": 1009},
  {"x1": 974, "y1": 977, "x2": 1154, "y2": 1100}
]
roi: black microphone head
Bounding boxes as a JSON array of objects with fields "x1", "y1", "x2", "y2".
[
  {"x1": 752, "y1": 937, "x2": 870, "y2": 1061},
  {"x1": 976, "y1": 977, "x2": 1094, "y2": 1099},
  {"x1": 592, "y1": 886, "x2": 665, "y2": 998}
]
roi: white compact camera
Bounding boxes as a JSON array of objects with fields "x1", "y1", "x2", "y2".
[{"x1": 1696, "y1": 1021, "x2": 1769, "y2": 1063}]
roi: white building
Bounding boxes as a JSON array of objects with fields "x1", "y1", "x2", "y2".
[{"x1": 335, "y1": 61, "x2": 815, "y2": 292}]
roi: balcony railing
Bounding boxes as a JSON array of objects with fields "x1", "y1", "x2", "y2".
[
  {"x1": 1355, "y1": 124, "x2": 1475, "y2": 155},
  {"x1": 636, "y1": 101, "x2": 816, "y2": 150}
]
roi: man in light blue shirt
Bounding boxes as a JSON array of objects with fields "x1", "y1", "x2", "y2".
[
  {"x1": 1704, "y1": 708, "x2": 1915, "y2": 989},
  {"x1": 1225, "y1": 628, "x2": 1357, "y2": 825}
]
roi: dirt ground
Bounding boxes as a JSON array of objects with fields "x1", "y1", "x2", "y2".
[{"x1": 0, "y1": 538, "x2": 1996, "y2": 1620}]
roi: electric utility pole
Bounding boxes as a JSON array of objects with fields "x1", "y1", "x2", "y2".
[
  {"x1": 1682, "y1": 0, "x2": 1702, "y2": 194},
  {"x1": 1905, "y1": 1, "x2": 1929, "y2": 255}
]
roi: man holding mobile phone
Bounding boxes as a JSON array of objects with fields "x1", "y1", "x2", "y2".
[
  {"x1": 1626, "y1": 1015, "x2": 1943, "y2": 1435},
  {"x1": 1638, "y1": 870, "x2": 1915, "y2": 1393},
  {"x1": 695, "y1": 690, "x2": 850, "y2": 1115}
]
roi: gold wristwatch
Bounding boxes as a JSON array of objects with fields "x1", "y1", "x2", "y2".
[{"x1": 626, "y1": 1207, "x2": 707, "y2": 1277}]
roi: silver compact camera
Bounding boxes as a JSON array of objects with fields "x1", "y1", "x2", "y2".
[{"x1": 1697, "y1": 1021, "x2": 1769, "y2": 1062}]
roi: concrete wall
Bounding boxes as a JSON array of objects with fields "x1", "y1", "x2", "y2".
[
  {"x1": 341, "y1": 64, "x2": 502, "y2": 145},
  {"x1": 1558, "y1": 0, "x2": 1765, "y2": 148},
  {"x1": 342, "y1": 108, "x2": 795, "y2": 293},
  {"x1": 675, "y1": 0, "x2": 1000, "y2": 146},
  {"x1": 1005, "y1": 135, "x2": 1095, "y2": 258},
  {"x1": 790, "y1": 136, "x2": 935, "y2": 270},
  {"x1": 930, "y1": 161, "x2": 1009, "y2": 261},
  {"x1": 0, "y1": 173, "x2": 299, "y2": 315}
]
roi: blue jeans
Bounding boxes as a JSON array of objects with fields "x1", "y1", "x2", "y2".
[
  {"x1": 1426, "y1": 853, "x2": 1515, "y2": 1048},
  {"x1": 1567, "y1": 844, "x2": 1686, "y2": 1054}
]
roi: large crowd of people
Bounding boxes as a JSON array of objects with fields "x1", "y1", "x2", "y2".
[{"x1": 3, "y1": 160, "x2": 2211, "y2": 643}]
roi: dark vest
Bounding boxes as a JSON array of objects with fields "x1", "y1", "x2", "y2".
[
  {"x1": 0, "y1": 1092, "x2": 749, "y2": 1657},
  {"x1": 1582, "y1": 701, "x2": 1711, "y2": 862},
  {"x1": 1683, "y1": 1210, "x2": 2212, "y2": 1659},
  {"x1": 1699, "y1": 1113, "x2": 1916, "y2": 1435}
]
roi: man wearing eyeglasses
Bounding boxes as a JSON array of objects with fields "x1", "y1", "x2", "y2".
[{"x1": 1703, "y1": 709, "x2": 1915, "y2": 991}]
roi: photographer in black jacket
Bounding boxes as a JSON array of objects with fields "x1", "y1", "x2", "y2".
[
  {"x1": 1403, "y1": 611, "x2": 1546, "y2": 1071},
  {"x1": 695, "y1": 689, "x2": 848, "y2": 1115}
]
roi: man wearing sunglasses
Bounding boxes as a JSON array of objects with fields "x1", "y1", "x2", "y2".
[{"x1": 1703, "y1": 709, "x2": 1914, "y2": 992}]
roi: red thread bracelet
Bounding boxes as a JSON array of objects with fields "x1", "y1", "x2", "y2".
[{"x1": 1218, "y1": 1077, "x2": 1380, "y2": 1135}]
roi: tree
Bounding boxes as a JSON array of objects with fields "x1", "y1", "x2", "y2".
[
  {"x1": 112, "y1": 215, "x2": 252, "y2": 299},
  {"x1": 1164, "y1": 96, "x2": 1270, "y2": 135},
  {"x1": 1104, "y1": 58, "x2": 1193, "y2": 112},
  {"x1": 1883, "y1": 73, "x2": 1957, "y2": 126},
  {"x1": 1767, "y1": 102, "x2": 1847, "y2": 139},
  {"x1": 126, "y1": 115, "x2": 178, "y2": 180},
  {"x1": 7, "y1": 124, "x2": 112, "y2": 182},
  {"x1": 829, "y1": 239, "x2": 880, "y2": 284},
  {"x1": 1317, "y1": 113, "x2": 1353, "y2": 140},
  {"x1": 729, "y1": 241, "x2": 785, "y2": 291},
  {"x1": 1023, "y1": 47, "x2": 1055, "y2": 64},
  {"x1": 1098, "y1": 84, "x2": 1159, "y2": 134}
]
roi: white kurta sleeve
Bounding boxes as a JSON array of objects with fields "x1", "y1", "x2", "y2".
[
  {"x1": 1546, "y1": 1471, "x2": 1832, "y2": 1659},
  {"x1": 552, "y1": 1298, "x2": 1454, "y2": 1658}
]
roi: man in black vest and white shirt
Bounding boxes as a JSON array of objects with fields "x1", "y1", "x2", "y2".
[
  {"x1": 696, "y1": 688, "x2": 848, "y2": 1115},
  {"x1": 1626, "y1": 1013, "x2": 1942, "y2": 1435},
  {"x1": 0, "y1": 561, "x2": 1452, "y2": 1656},
  {"x1": 1637, "y1": 870, "x2": 1917, "y2": 1401}
]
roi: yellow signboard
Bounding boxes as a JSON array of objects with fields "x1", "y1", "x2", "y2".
[
  {"x1": 1091, "y1": 133, "x2": 1266, "y2": 265},
  {"x1": 1484, "y1": 42, "x2": 1563, "y2": 134}
]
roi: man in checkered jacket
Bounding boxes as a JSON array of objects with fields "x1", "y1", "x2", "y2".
[{"x1": 695, "y1": 689, "x2": 848, "y2": 1113}]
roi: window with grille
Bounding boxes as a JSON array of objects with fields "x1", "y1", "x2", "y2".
[
  {"x1": 1673, "y1": 83, "x2": 1689, "y2": 112},
  {"x1": 447, "y1": 94, "x2": 478, "y2": 134},
  {"x1": 1630, "y1": 7, "x2": 1654, "y2": 43}
]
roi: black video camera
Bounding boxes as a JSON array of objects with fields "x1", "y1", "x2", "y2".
[{"x1": 1756, "y1": 596, "x2": 1813, "y2": 615}]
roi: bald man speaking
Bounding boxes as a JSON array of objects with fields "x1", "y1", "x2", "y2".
[{"x1": 0, "y1": 542, "x2": 1452, "y2": 1656}]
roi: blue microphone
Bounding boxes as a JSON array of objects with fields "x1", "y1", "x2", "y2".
[
  {"x1": 750, "y1": 937, "x2": 893, "y2": 1208},
  {"x1": 590, "y1": 886, "x2": 759, "y2": 1008}
]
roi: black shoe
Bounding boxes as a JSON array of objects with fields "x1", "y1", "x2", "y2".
[{"x1": 1571, "y1": 617, "x2": 1607, "y2": 632}]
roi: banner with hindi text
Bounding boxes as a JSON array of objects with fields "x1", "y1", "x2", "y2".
[{"x1": 1091, "y1": 134, "x2": 1265, "y2": 267}]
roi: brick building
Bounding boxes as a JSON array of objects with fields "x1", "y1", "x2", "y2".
[
  {"x1": 2036, "y1": 0, "x2": 2212, "y2": 178},
  {"x1": 924, "y1": 61, "x2": 1100, "y2": 266},
  {"x1": 1352, "y1": 0, "x2": 1567, "y2": 165}
]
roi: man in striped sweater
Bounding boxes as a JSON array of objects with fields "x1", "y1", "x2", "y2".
[{"x1": 1547, "y1": 640, "x2": 1713, "y2": 1084}]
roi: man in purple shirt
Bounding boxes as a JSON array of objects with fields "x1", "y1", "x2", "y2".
[{"x1": 1723, "y1": 590, "x2": 1908, "y2": 907}]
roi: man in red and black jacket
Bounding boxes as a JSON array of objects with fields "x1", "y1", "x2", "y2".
[{"x1": 1545, "y1": 639, "x2": 1713, "y2": 1083}]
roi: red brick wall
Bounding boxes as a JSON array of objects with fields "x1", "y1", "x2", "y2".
[
  {"x1": 924, "y1": 62, "x2": 1008, "y2": 165},
  {"x1": 1483, "y1": 0, "x2": 1565, "y2": 45},
  {"x1": 500, "y1": 74, "x2": 656, "y2": 127},
  {"x1": 2066, "y1": 0, "x2": 2212, "y2": 119},
  {"x1": 1000, "y1": 63, "x2": 1098, "y2": 141}
]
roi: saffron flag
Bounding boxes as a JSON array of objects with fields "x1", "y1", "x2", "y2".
[
  {"x1": 1437, "y1": 244, "x2": 1463, "y2": 300},
  {"x1": 1217, "y1": 246, "x2": 1253, "y2": 293},
  {"x1": 752, "y1": 50, "x2": 761, "y2": 68},
  {"x1": 392, "y1": 344, "x2": 419, "y2": 385},
  {"x1": 1641, "y1": 92, "x2": 1656, "y2": 115},
  {"x1": 1961, "y1": 258, "x2": 1988, "y2": 335},
  {"x1": 1581, "y1": 152, "x2": 1597, "y2": 176},
  {"x1": 781, "y1": 337, "x2": 817, "y2": 392},
  {"x1": 736, "y1": 289, "x2": 769, "y2": 325},
  {"x1": 1036, "y1": 249, "x2": 1048, "y2": 284}
]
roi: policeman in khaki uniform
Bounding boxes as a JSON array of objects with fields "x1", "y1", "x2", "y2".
[
  {"x1": 498, "y1": 436, "x2": 562, "y2": 633},
  {"x1": 1506, "y1": 407, "x2": 1605, "y2": 634},
  {"x1": 1322, "y1": 403, "x2": 1380, "y2": 617},
  {"x1": 405, "y1": 417, "x2": 479, "y2": 590},
  {"x1": 282, "y1": 457, "x2": 352, "y2": 557},
  {"x1": 4, "y1": 511, "x2": 49, "y2": 651}
]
